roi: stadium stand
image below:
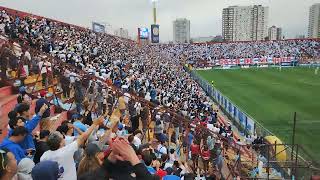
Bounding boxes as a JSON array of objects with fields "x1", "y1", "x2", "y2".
[
  {"x1": 161, "y1": 38, "x2": 319, "y2": 68},
  {"x1": 0, "y1": 6, "x2": 319, "y2": 180}
]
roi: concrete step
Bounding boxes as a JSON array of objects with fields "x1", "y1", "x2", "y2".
[
  {"x1": 0, "y1": 86, "x2": 13, "y2": 98},
  {"x1": 0, "y1": 93, "x2": 17, "y2": 141},
  {"x1": 0, "y1": 114, "x2": 9, "y2": 141},
  {"x1": 0, "y1": 94, "x2": 18, "y2": 117}
]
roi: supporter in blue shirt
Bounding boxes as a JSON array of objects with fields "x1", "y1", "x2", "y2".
[
  {"x1": 0, "y1": 126, "x2": 28, "y2": 163},
  {"x1": 188, "y1": 131, "x2": 194, "y2": 146},
  {"x1": 8, "y1": 103, "x2": 48, "y2": 151},
  {"x1": 73, "y1": 114, "x2": 87, "y2": 136},
  {"x1": 163, "y1": 167, "x2": 180, "y2": 180},
  {"x1": 114, "y1": 78, "x2": 121, "y2": 88},
  {"x1": 150, "y1": 88, "x2": 157, "y2": 101}
]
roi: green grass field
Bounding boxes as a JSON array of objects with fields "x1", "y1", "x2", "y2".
[{"x1": 197, "y1": 67, "x2": 320, "y2": 160}]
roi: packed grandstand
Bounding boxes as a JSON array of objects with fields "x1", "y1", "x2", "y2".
[{"x1": 0, "y1": 6, "x2": 319, "y2": 180}]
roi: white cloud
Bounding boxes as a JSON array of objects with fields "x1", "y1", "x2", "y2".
[{"x1": 0, "y1": 0, "x2": 318, "y2": 41}]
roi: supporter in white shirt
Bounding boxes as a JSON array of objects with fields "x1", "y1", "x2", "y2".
[
  {"x1": 132, "y1": 130, "x2": 142, "y2": 148},
  {"x1": 38, "y1": 60, "x2": 47, "y2": 74},
  {"x1": 145, "y1": 92, "x2": 151, "y2": 101},
  {"x1": 0, "y1": 22, "x2": 5, "y2": 33},
  {"x1": 40, "y1": 118, "x2": 103, "y2": 180},
  {"x1": 24, "y1": 50, "x2": 31, "y2": 61},
  {"x1": 45, "y1": 60, "x2": 52, "y2": 72},
  {"x1": 212, "y1": 124, "x2": 220, "y2": 134},
  {"x1": 156, "y1": 142, "x2": 167, "y2": 158},
  {"x1": 69, "y1": 71, "x2": 77, "y2": 84}
]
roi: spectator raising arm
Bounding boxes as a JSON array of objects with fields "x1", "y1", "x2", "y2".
[
  {"x1": 69, "y1": 123, "x2": 84, "y2": 135},
  {"x1": 99, "y1": 120, "x2": 119, "y2": 146},
  {"x1": 76, "y1": 116, "x2": 104, "y2": 146},
  {"x1": 25, "y1": 104, "x2": 49, "y2": 133}
]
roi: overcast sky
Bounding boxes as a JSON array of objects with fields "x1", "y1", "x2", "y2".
[{"x1": 1, "y1": 0, "x2": 318, "y2": 42}]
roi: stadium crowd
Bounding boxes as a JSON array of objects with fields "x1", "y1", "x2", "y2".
[
  {"x1": 161, "y1": 38, "x2": 320, "y2": 66},
  {"x1": 0, "y1": 9, "x2": 242, "y2": 180},
  {"x1": 2, "y1": 7, "x2": 314, "y2": 179}
]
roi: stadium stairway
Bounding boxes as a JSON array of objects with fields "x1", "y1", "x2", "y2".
[
  {"x1": 0, "y1": 85, "x2": 68, "y2": 142},
  {"x1": 215, "y1": 108, "x2": 254, "y2": 159},
  {"x1": 0, "y1": 86, "x2": 17, "y2": 140}
]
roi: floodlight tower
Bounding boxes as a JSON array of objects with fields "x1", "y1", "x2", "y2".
[
  {"x1": 150, "y1": 0, "x2": 160, "y2": 43},
  {"x1": 152, "y1": 0, "x2": 158, "y2": 24}
]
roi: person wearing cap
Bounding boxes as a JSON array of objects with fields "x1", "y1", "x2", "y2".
[
  {"x1": 0, "y1": 149, "x2": 18, "y2": 180},
  {"x1": 116, "y1": 123, "x2": 127, "y2": 137},
  {"x1": 31, "y1": 160, "x2": 62, "y2": 180},
  {"x1": 77, "y1": 143, "x2": 104, "y2": 177},
  {"x1": 17, "y1": 158, "x2": 35, "y2": 180},
  {"x1": 72, "y1": 114, "x2": 87, "y2": 136},
  {"x1": 35, "y1": 90, "x2": 50, "y2": 119}
]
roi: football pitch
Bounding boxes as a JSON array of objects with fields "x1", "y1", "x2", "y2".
[{"x1": 197, "y1": 67, "x2": 320, "y2": 160}]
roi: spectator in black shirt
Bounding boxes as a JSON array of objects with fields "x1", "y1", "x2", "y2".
[{"x1": 33, "y1": 130, "x2": 50, "y2": 164}]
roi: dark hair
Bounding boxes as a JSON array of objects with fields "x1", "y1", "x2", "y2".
[
  {"x1": 141, "y1": 151, "x2": 153, "y2": 166},
  {"x1": 47, "y1": 132, "x2": 63, "y2": 151},
  {"x1": 161, "y1": 154, "x2": 169, "y2": 163},
  {"x1": 17, "y1": 95, "x2": 24, "y2": 104},
  {"x1": 78, "y1": 168, "x2": 108, "y2": 180},
  {"x1": 56, "y1": 124, "x2": 69, "y2": 135},
  {"x1": 8, "y1": 110, "x2": 17, "y2": 120},
  {"x1": 61, "y1": 120, "x2": 69, "y2": 126},
  {"x1": 8, "y1": 116, "x2": 26, "y2": 129},
  {"x1": 133, "y1": 130, "x2": 142, "y2": 136},
  {"x1": 173, "y1": 161, "x2": 179, "y2": 167},
  {"x1": 16, "y1": 103, "x2": 30, "y2": 115},
  {"x1": 155, "y1": 120, "x2": 161, "y2": 125},
  {"x1": 128, "y1": 135, "x2": 134, "y2": 143},
  {"x1": 40, "y1": 130, "x2": 50, "y2": 139},
  {"x1": 0, "y1": 149, "x2": 9, "y2": 179},
  {"x1": 11, "y1": 126, "x2": 28, "y2": 136},
  {"x1": 8, "y1": 114, "x2": 18, "y2": 129},
  {"x1": 170, "y1": 149, "x2": 175, "y2": 154}
]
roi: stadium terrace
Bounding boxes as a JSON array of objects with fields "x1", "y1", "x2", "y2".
[{"x1": 0, "y1": 5, "x2": 319, "y2": 180}]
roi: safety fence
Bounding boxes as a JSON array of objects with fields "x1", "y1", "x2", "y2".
[
  {"x1": 0, "y1": 34, "x2": 244, "y2": 179},
  {"x1": 188, "y1": 68, "x2": 274, "y2": 138},
  {"x1": 186, "y1": 67, "x2": 320, "y2": 179}
]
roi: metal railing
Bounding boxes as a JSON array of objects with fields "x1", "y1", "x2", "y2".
[{"x1": 186, "y1": 66, "x2": 320, "y2": 179}]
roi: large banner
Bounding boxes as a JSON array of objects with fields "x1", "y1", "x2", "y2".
[
  {"x1": 218, "y1": 57, "x2": 296, "y2": 66},
  {"x1": 92, "y1": 22, "x2": 105, "y2": 33},
  {"x1": 151, "y1": 24, "x2": 159, "y2": 43}
]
